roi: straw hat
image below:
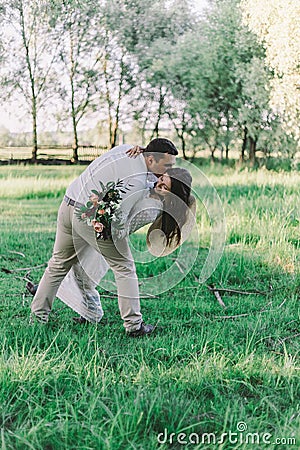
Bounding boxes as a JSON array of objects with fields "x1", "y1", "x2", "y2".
[{"x1": 146, "y1": 195, "x2": 196, "y2": 257}]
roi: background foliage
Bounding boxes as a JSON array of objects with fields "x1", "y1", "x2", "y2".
[{"x1": 0, "y1": 0, "x2": 299, "y2": 165}]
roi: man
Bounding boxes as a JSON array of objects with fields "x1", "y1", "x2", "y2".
[{"x1": 30, "y1": 138, "x2": 177, "y2": 336}]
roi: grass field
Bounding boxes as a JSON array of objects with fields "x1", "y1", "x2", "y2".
[{"x1": 0, "y1": 164, "x2": 299, "y2": 449}]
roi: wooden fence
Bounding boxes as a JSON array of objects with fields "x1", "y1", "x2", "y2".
[{"x1": 0, "y1": 145, "x2": 108, "y2": 163}]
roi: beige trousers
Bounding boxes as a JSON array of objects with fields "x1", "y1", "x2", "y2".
[{"x1": 31, "y1": 200, "x2": 142, "y2": 331}]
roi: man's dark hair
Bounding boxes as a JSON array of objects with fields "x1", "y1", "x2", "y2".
[{"x1": 144, "y1": 138, "x2": 178, "y2": 161}]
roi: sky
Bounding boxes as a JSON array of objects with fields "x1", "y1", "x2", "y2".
[{"x1": 0, "y1": 0, "x2": 208, "y2": 134}]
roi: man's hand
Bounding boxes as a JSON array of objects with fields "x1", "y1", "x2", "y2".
[
  {"x1": 89, "y1": 193, "x2": 99, "y2": 206},
  {"x1": 126, "y1": 145, "x2": 145, "y2": 158}
]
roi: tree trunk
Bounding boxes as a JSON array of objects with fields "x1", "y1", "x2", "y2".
[
  {"x1": 168, "y1": 111, "x2": 188, "y2": 159},
  {"x1": 141, "y1": 117, "x2": 148, "y2": 146},
  {"x1": 69, "y1": 30, "x2": 78, "y2": 162},
  {"x1": 225, "y1": 143, "x2": 229, "y2": 160},
  {"x1": 249, "y1": 136, "x2": 257, "y2": 167},
  {"x1": 180, "y1": 117, "x2": 188, "y2": 160},
  {"x1": 103, "y1": 56, "x2": 113, "y2": 148},
  {"x1": 220, "y1": 146, "x2": 224, "y2": 161},
  {"x1": 31, "y1": 97, "x2": 38, "y2": 162},
  {"x1": 180, "y1": 134, "x2": 188, "y2": 160},
  {"x1": 224, "y1": 115, "x2": 230, "y2": 161},
  {"x1": 70, "y1": 87, "x2": 79, "y2": 162},
  {"x1": 111, "y1": 55, "x2": 125, "y2": 148},
  {"x1": 71, "y1": 111, "x2": 79, "y2": 162},
  {"x1": 20, "y1": 2, "x2": 38, "y2": 162},
  {"x1": 210, "y1": 147, "x2": 216, "y2": 162},
  {"x1": 151, "y1": 87, "x2": 164, "y2": 139},
  {"x1": 240, "y1": 127, "x2": 247, "y2": 163},
  {"x1": 111, "y1": 124, "x2": 117, "y2": 149}
]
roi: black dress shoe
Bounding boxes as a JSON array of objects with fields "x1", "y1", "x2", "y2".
[
  {"x1": 26, "y1": 281, "x2": 38, "y2": 296},
  {"x1": 72, "y1": 316, "x2": 88, "y2": 324},
  {"x1": 127, "y1": 322, "x2": 155, "y2": 337}
]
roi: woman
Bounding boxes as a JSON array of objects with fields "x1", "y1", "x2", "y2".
[
  {"x1": 148, "y1": 167, "x2": 193, "y2": 249},
  {"x1": 27, "y1": 166, "x2": 195, "y2": 323}
]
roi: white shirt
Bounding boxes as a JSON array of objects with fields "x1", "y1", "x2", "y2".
[{"x1": 66, "y1": 144, "x2": 157, "y2": 231}]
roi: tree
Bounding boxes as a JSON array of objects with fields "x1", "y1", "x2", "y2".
[
  {"x1": 166, "y1": 102, "x2": 192, "y2": 160},
  {"x1": 51, "y1": 0, "x2": 102, "y2": 161},
  {"x1": 0, "y1": 0, "x2": 58, "y2": 161},
  {"x1": 98, "y1": 30, "x2": 135, "y2": 148},
  {"x1": 258, "y1": 117, "x2": 299, "y2": 167},
  {"x1": 142, "y1": 36, "x2": 194, "y2": 158},
  {"x1": 236, "y1": 56, "x2": 274, "y2": 166},
  {"x1": 163, "y1": 0, "x2": 275, "y2": 165},
  {"x1": 105, "y1": 0, "x2": 194, "y2": 147},
  {"x1": 241, "y1": 0, "x2": 300, "y2": 142}
]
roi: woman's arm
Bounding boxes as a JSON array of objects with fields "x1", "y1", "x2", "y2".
[{"x1": 126, "y1": 145, "x2": 145, "y2": 158}]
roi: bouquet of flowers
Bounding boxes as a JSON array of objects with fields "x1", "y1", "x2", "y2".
[{"x1": 75, "y1": 180, "x2": 128, "y2": 240}]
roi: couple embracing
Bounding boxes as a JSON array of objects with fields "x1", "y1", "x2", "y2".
[{"x1": 29, "y1": 138, "x2": 195, "y2": 337}]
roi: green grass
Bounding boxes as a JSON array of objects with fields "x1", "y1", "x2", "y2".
[{"x1": 0, "y1": 164, "x2": 299, "y2": 449}]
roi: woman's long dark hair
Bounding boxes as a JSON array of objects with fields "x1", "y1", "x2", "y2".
[{"x1": 161, "y1": 168, "x2": 192, "y2": 246}]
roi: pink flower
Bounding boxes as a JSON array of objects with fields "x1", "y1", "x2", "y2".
[
  {"x1": 92, "y1": 220, "x2": 104, "y2": 233},
  {"x1": 81, "y1": 213, "x2": 87, "y2": 219}
]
